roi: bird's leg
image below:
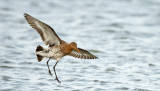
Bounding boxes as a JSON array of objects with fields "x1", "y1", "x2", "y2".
[
  {"x1": 53, "y1": 61, "x2": 61, "y2": 84},
  {"x1": 46, "y1": 57, "x2": 52, "y2": 77}
]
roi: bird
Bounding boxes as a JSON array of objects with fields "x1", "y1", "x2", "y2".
[{"x1": 24, "y1": 13, "x2": 98, "y2": 84}]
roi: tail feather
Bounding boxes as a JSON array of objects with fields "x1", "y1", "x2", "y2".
[
  {"x1": 36, "y1": 54, "x2": 43, "y2": 62},
  {"x1": 36, "y1": 45, "x2": 44, "y2": 62},
  {"x1": 36, "y1": 45, "x2": 43, "y2": 52}
]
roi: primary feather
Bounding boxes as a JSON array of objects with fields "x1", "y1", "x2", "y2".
[{"x1": 24, "y1": 13, "x2": 61, "y2": 46}]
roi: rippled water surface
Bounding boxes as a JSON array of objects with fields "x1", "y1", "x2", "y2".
[{"x1": 0, "y1": 0, "x2": 160, "y2": 91}]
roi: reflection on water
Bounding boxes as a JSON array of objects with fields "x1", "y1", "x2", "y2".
[{"x1": 0, "y1": 0, "x2": 160, "y2": 90}]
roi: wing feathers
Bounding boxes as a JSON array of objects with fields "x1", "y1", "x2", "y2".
[
  {"x1": 69, "y1": 48, "x2": 98, "y2": 59},
  {"x1": 24, "y1": 13, "x2": 61, "y2": 46}
]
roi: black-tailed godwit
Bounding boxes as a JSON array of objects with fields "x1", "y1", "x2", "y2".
[{"x1": 24, "y1": 13, "x2": 98, "y2": 84}]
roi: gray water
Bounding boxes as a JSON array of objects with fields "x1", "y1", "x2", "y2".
[{"x1": 0, "y1": 0, "x2": 160, "y2": 91}]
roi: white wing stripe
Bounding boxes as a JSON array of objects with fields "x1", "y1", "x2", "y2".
[{"x1": 24, "y1": 13, "x2": 61, "y2": 46}]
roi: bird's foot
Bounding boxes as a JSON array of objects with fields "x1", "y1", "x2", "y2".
[{"x1": 55, "y1": 77, "x2": 61, "y2": 84}]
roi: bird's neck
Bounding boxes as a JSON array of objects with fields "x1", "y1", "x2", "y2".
[{"x1": 62, "y1": 44, "x2": 73, "y2": 54}]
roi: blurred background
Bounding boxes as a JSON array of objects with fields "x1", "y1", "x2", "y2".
[{"x1": 0, "y1": 0, "x2": 160, "y2": 90}]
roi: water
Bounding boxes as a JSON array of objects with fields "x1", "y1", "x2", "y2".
[{"x1": 0, "y1": 0, "x2": 160, "y2": 91}]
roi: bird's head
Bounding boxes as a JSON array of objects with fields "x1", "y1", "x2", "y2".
[{"x1": 69, "y1": 42, "x2": 81, "y2": 53}]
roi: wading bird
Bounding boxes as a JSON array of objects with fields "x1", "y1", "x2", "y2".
[{"x1": 24, "y1": 13, "x2": 98, "y2": 84}]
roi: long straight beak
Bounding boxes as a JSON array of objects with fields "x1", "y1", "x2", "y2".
[
  {"x1": 75, "y1": 47, "x2": 81, "y2": 53},
  {"x1": 75, "y1": 48, "x2": 85, "y2": 57}
]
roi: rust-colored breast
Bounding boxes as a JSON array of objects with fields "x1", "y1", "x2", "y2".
[{"x1": 59, "y1": 40, "x2": 72, "y2": 55}]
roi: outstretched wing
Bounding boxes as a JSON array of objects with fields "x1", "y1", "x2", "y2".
[
  {"x1": 24, "y1": 13, "x2": 61, "y2": 46},
  {"x1": 69, "y1": 48, "x2": 98, "y2": 59}
]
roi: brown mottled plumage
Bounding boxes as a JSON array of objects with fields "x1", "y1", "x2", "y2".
[{"x1": 24, "y1": 13, "x2": 98, "y2": 84}]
